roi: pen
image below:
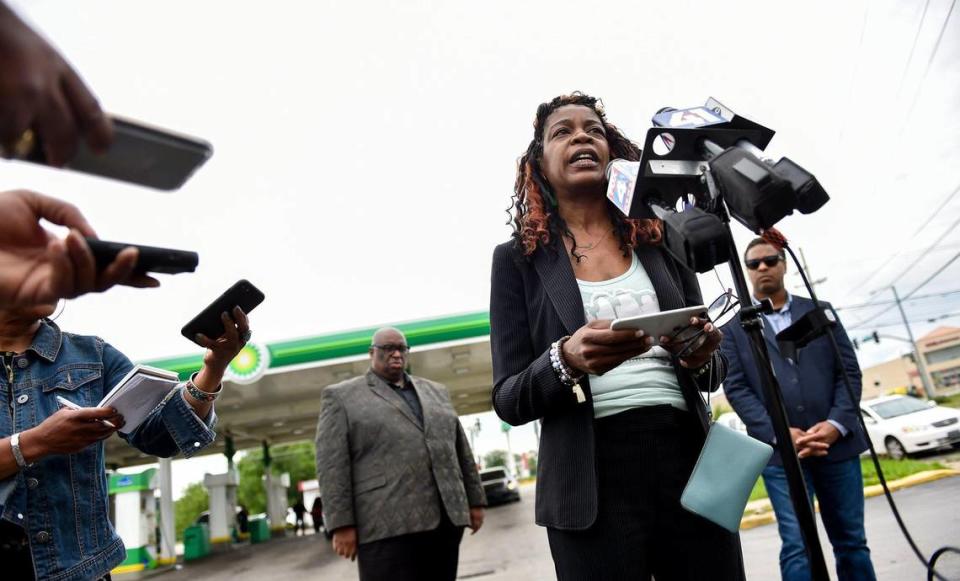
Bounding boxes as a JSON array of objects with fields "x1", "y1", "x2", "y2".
[{"x1": 55, "y1": 396, "x2": 117, "y2": 429}]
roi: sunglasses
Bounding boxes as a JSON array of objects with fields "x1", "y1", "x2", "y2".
[
  {"x1": 745, "y1": 255, "x2": 782, "y2": 270},
  {"x1": 373, "y1": 343, "x2": 409, "y2": 354},
  {"x1": 668, "y1": 291, "x2": 740, "y2": 358}
]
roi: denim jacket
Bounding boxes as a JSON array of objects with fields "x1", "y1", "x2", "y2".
[{"x1": 0, "y1": 320, "x2": 217, "y2": 581}]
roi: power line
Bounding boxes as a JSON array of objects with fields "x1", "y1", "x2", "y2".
[
  {"x1": 837, "y1": 288, "x2": 960, "y2": 311},
  {"x1": 901, "y1": 0, "x2": 958, "y2": 129},
  {"x1": 896, "y1": 0, "x2": 933, "y2": 99},
  {"x1": 848, "y1": 249, "x2": 960, "y2": 330},
  {"x1": 843, "y1": 180, "x2": 960, "y2": 300},
  {"x1": 855, "y1": 312, "x2": 960, "y2": 332},
  {"x1": 844, "y1": 0, "x2": 959, "y2": 299},
  {"x1": 886, "y1": 202, "x2": 960, "y2": 288}
]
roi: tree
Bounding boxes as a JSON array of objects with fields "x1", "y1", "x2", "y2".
[
  {"x1": 237, "y1": 441, "x2": 318, "y2": 514},
  {"x1": 483, "y1": 449, "x2": 508, "y2": 469},
  {"x1": 174, "y1": 482, "x2": 209, "y2": 541}
]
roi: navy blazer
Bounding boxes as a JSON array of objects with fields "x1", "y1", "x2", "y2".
[
  {"x1": 489, "y1": 237, "x2": 726, "y2": 530},
  {"x1": 719, "y1": 295, "x2": 868, "y2": 466}
]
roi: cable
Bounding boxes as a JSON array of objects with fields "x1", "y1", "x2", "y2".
[
  {"x1": 900, "y1": 0, "x2": 958, "y2": 133},
  {"x1": 837, "y1": 289, "x2": 960, "y2": 311},
  {"x1": 779, "y1": 240, "x2": 960, "y2": 581},
  {"x1": 848, "y1": 248, "x2": 960, "y2": 330},
  {"x1": 895, "y1": 0, "x2": 933, "y2": 100},
  {"x1": 844, "y1": 181, "x2": 960, "y2": 308}
]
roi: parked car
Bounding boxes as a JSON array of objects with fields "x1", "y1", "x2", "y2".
[
  {"x1": 716, "y1": 412, "x2": 748, "y2": 434},
  {"x1": 479, "y1": 467, "x2": 521, "y2": 506},
  {"x1": 861, "y1": 395, "x2": 960, "y2": 459}
]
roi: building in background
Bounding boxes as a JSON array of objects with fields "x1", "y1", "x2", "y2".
[{"x1": 861, "y1": 326, "x2": 960, "y2": 399}]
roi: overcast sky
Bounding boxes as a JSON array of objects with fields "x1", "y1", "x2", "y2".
[{"x1": 6, "y1": 0, "x2": 959, "y2": 497}]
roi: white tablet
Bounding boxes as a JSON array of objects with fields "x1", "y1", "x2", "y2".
[{"x1": 610, "y1": 305, "x2": 707, "y2": 344}]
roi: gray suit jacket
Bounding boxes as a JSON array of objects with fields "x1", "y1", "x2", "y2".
[{"x1": 315, "y1": 370, "x2": 486, "y2": 544}]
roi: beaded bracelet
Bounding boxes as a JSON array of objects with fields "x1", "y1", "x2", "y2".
[
  {"x1": 550, "y1": 336, "x2": 586, "y2": 403},
  {"x1": 185, "y1": 373, "x2": 223, "y2": 402}
]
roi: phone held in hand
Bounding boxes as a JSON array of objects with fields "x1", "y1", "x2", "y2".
[
  {"x1": 8, "y1": 116, "x2": 212, "y2": 191},
  {"x1": 181, "y1": 280, "x2": 265, "y2": 345},
  {"x1": 84, "y1": 238, "x2": 198, "y2": 275}
]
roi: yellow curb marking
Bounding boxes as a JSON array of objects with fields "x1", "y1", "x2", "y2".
[{"x1": 739, "y1": 469, "x2": 959, "y2": 530}]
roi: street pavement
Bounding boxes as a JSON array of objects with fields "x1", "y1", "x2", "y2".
[{"x1": 158, "y1": 469, "x2": 959, "y2": 580}]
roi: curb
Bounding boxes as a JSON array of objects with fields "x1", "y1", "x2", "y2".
[{"x1": 738, "y1": 469, "x2": 960, "y2": 531}]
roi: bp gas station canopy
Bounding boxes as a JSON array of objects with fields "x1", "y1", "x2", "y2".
[{"x1": 105, "y1": 311, "x2": 495, "y2": 467}]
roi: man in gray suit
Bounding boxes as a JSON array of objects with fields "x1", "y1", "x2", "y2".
[{"x1": 316, "y1": 327, "x2": 487, "y2": 581}]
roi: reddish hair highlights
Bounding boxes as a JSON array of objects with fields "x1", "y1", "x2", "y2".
[{"x1": 508, "y1": 93, "x2": 661, "y2": 258}]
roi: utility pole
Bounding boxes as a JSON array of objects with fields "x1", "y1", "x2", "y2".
[
  {"x1": 793, "y1": 247, "x2": 827, "y2": 291},
  {"x1": 467, "y1": 418, "x2": 482, "y2": 466},
  {"x1": 891, "y1": 285, "x2": 937, "y2": 398}
]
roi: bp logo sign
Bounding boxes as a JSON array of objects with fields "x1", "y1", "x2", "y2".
[{"x1": 226, "y1": 343, "x2": 270, "y2": 385}]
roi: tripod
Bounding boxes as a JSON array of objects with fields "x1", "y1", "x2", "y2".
[{"x1": 720, "y1": 209, "x2": 831, "y2": 581}]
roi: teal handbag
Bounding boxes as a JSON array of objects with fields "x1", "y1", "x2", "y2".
[{"x1": 680, "y1": 370, "x2": 773, "y2": 533}]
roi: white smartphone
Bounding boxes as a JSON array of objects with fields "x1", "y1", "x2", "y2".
[{"x1": 610, "y1": 305, "x2": 707, "y2": 344}]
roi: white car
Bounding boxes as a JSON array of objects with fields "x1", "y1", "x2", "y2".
[
  {"x1": 716, "y1": 411, "x2": 749, "y2": 434},
  {"x1": 860, "y1": 395, "x2": 960, "y2": 460}
]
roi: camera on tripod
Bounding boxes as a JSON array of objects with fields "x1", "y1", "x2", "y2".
[{"x1": 610, "y1": 98, "x2": 829, "y2": 274}]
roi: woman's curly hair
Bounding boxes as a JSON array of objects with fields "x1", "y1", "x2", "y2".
[{"x1": 509, "y1": 93, "x2": 661, "y2": 259}]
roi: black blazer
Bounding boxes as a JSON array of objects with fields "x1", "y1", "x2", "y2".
[{"x1": 489, "y1": 237, "x2": 726, "y2": 530}]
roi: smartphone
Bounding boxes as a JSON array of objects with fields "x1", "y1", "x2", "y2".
[
  {"x1": 18, "y1": 115, "x2": 212, "y2": 191},
  {"x1": 181, "y1": 280, "x2": 265, "y2": 344},
  {"x1": 85, "y1": 238, "x2": 198, "y2": 275}
]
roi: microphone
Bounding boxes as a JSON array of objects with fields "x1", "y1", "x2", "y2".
[{"x1": 605, "y1": 159, "x2": 639, "y2": 216}]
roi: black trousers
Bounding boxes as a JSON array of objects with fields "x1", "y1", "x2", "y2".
[
  {"x1": 357, "y1": 513, "x2": 464, "y2": 581},
  {"x1": 547, "y1": 405, "x2": 746, "y2": 581}
]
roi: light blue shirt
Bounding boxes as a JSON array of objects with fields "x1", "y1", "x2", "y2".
[
  {"x1": 762, "y1": 292, "x2": 794, "y2": 335},
  {"x1": 578, "y1": 253, "x2": 687, "y2": 419},
  {"x1": 756, "y1": 292, "x2": 848, "y2": 437}
]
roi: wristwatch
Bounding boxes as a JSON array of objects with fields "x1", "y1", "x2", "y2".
[{"x1": 10, "y1": 432, "x2": 33, "y2": 469}]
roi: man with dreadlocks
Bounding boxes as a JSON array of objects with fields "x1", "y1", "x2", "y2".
[{"x1": 488, "y1": 93, "x2": 744, "y2": 580}]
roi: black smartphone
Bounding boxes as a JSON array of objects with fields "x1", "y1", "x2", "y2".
[
  {"x1": 181, "y1": 280, "x2": 265, "y2": 344},
  {"x1": 19, "y1": 116, "x2": 212, "y2": 191},
  {"x1": 85, "y1": 238, "x2": 198, "y2": 274}
]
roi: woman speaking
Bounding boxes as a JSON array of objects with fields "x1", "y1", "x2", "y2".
[{"x1": 489, "y1": 93, "x2": 744, "y2": 580}]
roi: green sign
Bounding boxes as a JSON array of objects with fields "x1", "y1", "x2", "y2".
[
  {"x1": 501, "y1": 421, "x2": 511, "y2": 433},
  {"x1": 109, "y1": 468, "x2": 157, "y2": 494},
  {"x1": 226, "y1": 342, "x2": 270, "y2": 385}
]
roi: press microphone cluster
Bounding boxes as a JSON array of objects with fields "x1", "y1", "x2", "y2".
[
  {"x1": 603, "y1": 100, "x2": 830, "y2": 273},
  {"x1": 652, "y1": 105, "x2": 829, "y2": 234}
]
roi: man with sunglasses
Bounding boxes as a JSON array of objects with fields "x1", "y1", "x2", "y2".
[
  {"x1": 721, "y1": 239, "x2": 874, "y2": 581},
  {"x1": 315, "y1": 327, "x2": 486, "y2": 581}
]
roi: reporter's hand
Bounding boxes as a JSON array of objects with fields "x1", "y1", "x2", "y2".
[
  {"x1": 332, "y1": 526, "x2": 358, "y2": 561},
  {"x1": 20, "y1": 407, "x2": 124, "y2": 461},
  {"x1": 468, "y1": 507, "x2": 484, "y2": 535},
  {"x1": 195, "y1": 306, "x2": 252, "y2": 373},
  {"x1": 659, "y1": 317, "x2": 722, "y2": 369},
  {"x1": 0, "y1": 190, "x2": 159, "y2": 307},
  {"x1": 0, "y1": 4, "x2": 113, "y2": 166},
  {"x1": 562, "y1": 319, "x2": 653, "y2": 376}
]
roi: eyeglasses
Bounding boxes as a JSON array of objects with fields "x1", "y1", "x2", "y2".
[
  {"x1": 668, "y1": 291, "x2": 741, "y2": 358},
  {"x1": 745, "y1": 255, "x2": 782, "y2": 270},
  {"x1": 372, "y1": 343, "x2": 409, "y2": 354}
]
